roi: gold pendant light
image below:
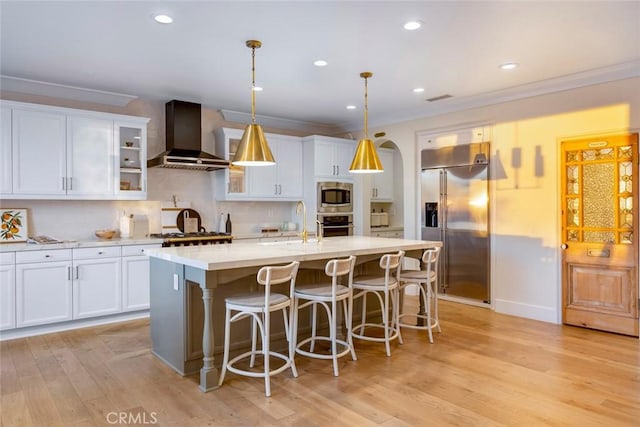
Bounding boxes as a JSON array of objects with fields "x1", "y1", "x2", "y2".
[
  {"x1": 232, "y1": 40, "x2": 275, "y2": 166},
  {"x1": 349, "y1": 71, "x2": 383, "y2": 173}
]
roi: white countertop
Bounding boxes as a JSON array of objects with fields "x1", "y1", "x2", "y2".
[
  {"x1": 0, "y1": 237, "x2": 164, "y2": 253},
  {"x1": 145, "y1": 235, "x2": 441, "y2": 271}
]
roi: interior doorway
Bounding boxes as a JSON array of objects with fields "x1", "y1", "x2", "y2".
[{"x1": 560, "y1": 132, "x2": 638, "y2": 337}]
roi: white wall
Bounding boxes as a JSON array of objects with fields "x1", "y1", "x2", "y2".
[{"x1": 369, "y1": 76, "x2": 640, "y2": 323}]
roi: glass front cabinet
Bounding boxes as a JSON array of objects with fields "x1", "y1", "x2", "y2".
[
  {"x1": 115, "y1": 120, "x2": 149, "y2": 200},
  {"x1": 214, "y1": 127, "x2": 249, "y2": 199}
]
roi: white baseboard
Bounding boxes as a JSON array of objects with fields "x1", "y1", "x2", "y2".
[
  {"x1": 493, "y1": 299, "x2": 559, "y2": 324},
  {"x1": 0, "y1": 311, "x2": 149, "y2": 341}
]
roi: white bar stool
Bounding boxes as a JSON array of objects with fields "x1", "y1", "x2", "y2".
[
  {"x1": 218, "y1": 261, "x2": 300, "y2": 397},
  {"x1": 291, "y1": 255, "x2": 357, "y2": 376},
  {"x1": 398, "y1": 247, "x2": 441, "y2": 343},
  {"x1": 351, "y1": 251, "x2": 405, "y2": 357}
]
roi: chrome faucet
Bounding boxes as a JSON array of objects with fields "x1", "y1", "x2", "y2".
[{"x1": 296, "y1": 200, "x2": 308, "y2": 243}]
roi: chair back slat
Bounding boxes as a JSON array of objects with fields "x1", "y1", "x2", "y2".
[
  {"x1": 380, "y1": 250, "x2": 405, "y2": 284},
  {"x1": 421, "y1": 247, "x2": 441, "y2": 276},
  {"x1": 257, "y1": 261, "x2": 300, "y2": 286}
]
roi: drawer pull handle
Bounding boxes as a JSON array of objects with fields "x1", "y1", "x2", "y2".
[
  {"x1": 45, "y1": 255, "x2": 51, "y2": 258},
  {"x1": 98, "y1": 251, "x2": 104, "y2": 255}
]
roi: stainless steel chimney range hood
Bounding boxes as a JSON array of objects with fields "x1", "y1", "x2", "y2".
[{"x1": 147, "y1": 100, "x2": 229, "y2": 171}]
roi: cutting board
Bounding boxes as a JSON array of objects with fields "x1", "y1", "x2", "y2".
[
  {"x1": 161, "y1": 201, "x2": 191, "y2": 233},
  {"x1": 176, "y1": 209, "x2": 202, "y2": 233}
]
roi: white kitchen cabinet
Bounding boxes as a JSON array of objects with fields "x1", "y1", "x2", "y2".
[
  {"x1": 371, "y1": 148, "x2": 394, "y2": 201},
  {"x1": 372, "y1": 229, "x2": 404, "y2": 238},
  {"x1": 15, "y1": 249, "x2": 73, "y2": 327},
  {"x1": 215, "y1": 127, "x2": 249, "y2": 200},
  {"x1": 1, "y1": 106, "x2": 12, "y2": 195},
  {"x1": 303, "y1": 135, "x2": 356, "y2": 180},
  {"x1": 115, "y1": 121, "x2": 148, "y2": 200},
  {"x1": 248, "y1": 135, "x2": 303, "y2": 200},
  {"x1": 122, "y1": 244, "x2": 159, "y2": 311},
  {"x1": 12, "y1": 106, "x2": 67, "y2": 196},
  {"x1": 215, "y1": 128, "x2": 304, "y2": 201},
  {"x1": 72, "y1": 246, "x2": 121, "y2": 319},
  {"x1": 67, "y1": 115, "x2": 115, "y2": 197},
  {"x1": 0, "y1": 252, "x2": 16, "y2": 330},
  {"x1": 2, "y1": 100, "x2": 149, "y2": 200}
]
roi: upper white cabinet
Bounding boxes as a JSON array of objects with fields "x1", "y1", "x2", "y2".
[
  {"x1": 215, "y1": 127, "x2": 248, "y2": 199},
  {"x1": 115, "y1": 121, "x2": 147, "y2": 199},
  {"x1": 0, "y1": 100, "x2": 149, "y2": 200},
  {"x1": 215, "y1": 127, "x2": 304, "y2": 201},
  {"x1": 12, "y1": 106, "x2": 67, "y2": 196},
  {"x1": 67, "y1": 115, "x2": 115, "y2": 196},
  {"x1": 248, "y1": 134, "x2": 303, "y2": 200},
  {"x1": 303, "y1": 135, "x2": 356, "y2": 180},
  {"x1": 371, "y1": 148, "x2": 394, "y2": 201},
  {"x1": 1, "y1": 107, "x2": 13, "y2": 195}
]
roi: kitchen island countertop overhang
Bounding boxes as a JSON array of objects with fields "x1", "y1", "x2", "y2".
[
  {"x1": 144, "y1": 235, "x2": 441, "y2": 271},
  {"x1": 146, "y1": 235, "x2": 441, "y2": 392}
]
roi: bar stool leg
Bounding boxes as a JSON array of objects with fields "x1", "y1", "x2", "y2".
[
  {"x1": 310, "y1": 303, "x2": 318, "y2": 353},
  {"x1": 331, "y1": 299, "x2": 338, "y2": 376},
  {"x1": 250, "y1": 317, "x2": 258, "y2": 367},
  {"x1": 344, "y1": 298, "x2": 357, "y2": 361},
  {"x1": 218, "y1": 307, "x2": 232, "y2": 387}
]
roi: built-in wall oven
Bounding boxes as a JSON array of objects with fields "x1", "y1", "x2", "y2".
[
  {"x1": 317, "y1": 181, "x2": 353, "y2": 213},
  {"x1": 318, "y1": 213, "x2": 353, "y2": 237}
]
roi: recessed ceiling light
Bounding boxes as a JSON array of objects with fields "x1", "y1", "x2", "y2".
[
  {"x1": 154, "y1": 14, "x2": 173, "y2": 24},
  {"x1": 403, "y1": 21, "x2": 422, "y2": 30},
  {"x1": 500, "y1": 62, "x2": 518, "y2": 70},
  {"x1": 314, "y1": 60, "x2": 328, "y2": 67},
  {"x1": 346, "y1": 105, "x2": 357, "y2": 110},
  {"x1": 413, "y1": 87, "x2": 425, "y2": 93},
  {"x1": 252, "y1": 86, "x2": 263, "y2": 92}
]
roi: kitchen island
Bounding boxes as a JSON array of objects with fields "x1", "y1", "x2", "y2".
[{"x1": 145, "y1": 235, "x2": 441, "y2": 392}]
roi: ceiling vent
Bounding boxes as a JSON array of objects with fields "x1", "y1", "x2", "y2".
[{"x1": 426, "y1": 94, "x2": 453, "y2": 102}]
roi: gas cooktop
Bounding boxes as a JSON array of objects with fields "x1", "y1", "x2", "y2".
[
  {"x1": 151, "y1": 232, "x2": 231, "y2": 239},
  {"x1": 150, "y1": 231, "x2": 233, "y2": 247}
]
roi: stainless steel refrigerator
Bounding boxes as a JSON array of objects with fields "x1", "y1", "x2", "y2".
[{"x1": 421, "y1": 142, "x2": 490, "y2": 303}]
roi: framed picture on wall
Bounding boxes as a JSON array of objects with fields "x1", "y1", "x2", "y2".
[{"x1": 1, "y1": 208, "x2": 28, "y2": 243}]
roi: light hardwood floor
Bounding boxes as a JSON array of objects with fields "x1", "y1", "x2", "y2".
[{"x1": 1, "y1": 299, "x2": 639, "y2": 426}]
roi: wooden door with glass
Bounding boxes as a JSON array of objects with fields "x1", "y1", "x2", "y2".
[{"x1": 561, "y1": 132, "x2": 638, "y2": 337}]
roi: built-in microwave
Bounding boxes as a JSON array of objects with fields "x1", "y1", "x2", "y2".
[{"x1": 317, "y1": 181, "x2": 353, "y2": 213}]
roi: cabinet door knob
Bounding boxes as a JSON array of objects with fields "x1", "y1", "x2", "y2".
[{"x1": 561, "y1": 243, "x2": 568, "y2": 250}]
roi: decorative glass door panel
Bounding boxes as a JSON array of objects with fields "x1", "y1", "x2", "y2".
[{"x1": 561, "y1": 133, "x2": 638, "y2": 337}]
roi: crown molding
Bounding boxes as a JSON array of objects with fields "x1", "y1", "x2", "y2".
[{"x1": 0, "y1": 75, "x2": 137, "y2": 107}]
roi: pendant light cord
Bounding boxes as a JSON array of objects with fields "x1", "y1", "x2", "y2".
[
  {"x1": 363, "y1": 75, "x2": 369, "y2": 139},
  {"x1": 250, "y1": 46, "x2": 256, "y2": 124}
]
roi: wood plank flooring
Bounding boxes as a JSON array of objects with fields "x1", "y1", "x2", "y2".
[{"x1": 1, "y1": 299, "x2": 639, "y2": 426}]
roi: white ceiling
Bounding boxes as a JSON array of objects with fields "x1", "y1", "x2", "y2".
[{"x1": 1, "y1": 1, "x2": 639, "y2": 132}]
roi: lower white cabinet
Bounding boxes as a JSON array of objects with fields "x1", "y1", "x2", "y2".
[
  {"x1": 121, "y1": 244, "x2": 158, "y2": 311},
  {"x1": 0, "y1": 252, "x2": 16, "y2": 330},
  {"x1": 371, "y1": 229, "x2": 404, "y2": 238},
  {"x1": 8, "y1": 243, "x2": 158, "y2": 331},
  {"x1": 16, "y1": 249, "x2": 74, "y2": 327},
  {"x1": 72, "y1": 246, "x2": 121, "y2": 319}
]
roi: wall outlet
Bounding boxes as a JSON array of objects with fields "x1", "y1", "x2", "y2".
[{"x1": 173, "y1": 273, "x2": 179, "y2": 291}]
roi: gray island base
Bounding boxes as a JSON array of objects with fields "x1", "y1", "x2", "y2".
[{"x1": 145, "y1": 236, "x2": 441, "y2": 392}]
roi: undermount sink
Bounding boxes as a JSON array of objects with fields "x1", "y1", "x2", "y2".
[{"x1": 257, "y1": 238, "x2": 319, "y2": 246}]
